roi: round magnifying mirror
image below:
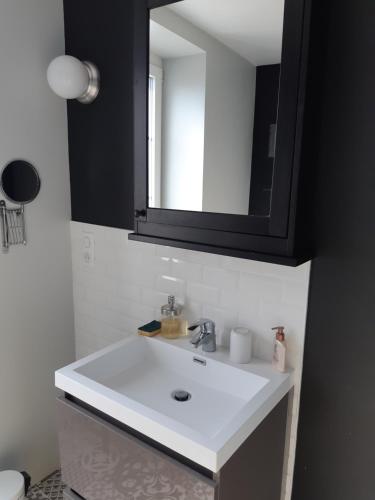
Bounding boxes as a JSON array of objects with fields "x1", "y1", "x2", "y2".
[{"x1": 0, "y1": 160, "x2": 41, "y2": 204}]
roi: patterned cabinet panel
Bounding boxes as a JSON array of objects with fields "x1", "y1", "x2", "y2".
[{"x1": 57, "y1": 397, "x2": 217, "y2": 500}]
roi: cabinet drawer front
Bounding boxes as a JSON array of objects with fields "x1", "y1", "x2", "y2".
[{"x1": 57, "y1": 397, "x2": 216, "y2": 500}]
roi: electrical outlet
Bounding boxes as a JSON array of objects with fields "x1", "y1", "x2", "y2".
[{"x1": 82, "y1": 232, "x2": 95, "y2": 266}]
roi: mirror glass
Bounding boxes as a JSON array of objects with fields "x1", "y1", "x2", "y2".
[
  {"x1": 148, "y1": 0, "x2": 285, "y2": 216},
  {"x1": 1, "y1": 160, "x2": 41, "y2": 204}
]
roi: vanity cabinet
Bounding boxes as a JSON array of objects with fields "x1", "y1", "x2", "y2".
[
  {"x1": 57, "y1": 397, "x2": 216, "y2": 500},
  {"x1": 58, "y1": 395, "x2": 288, "y2": 500}
]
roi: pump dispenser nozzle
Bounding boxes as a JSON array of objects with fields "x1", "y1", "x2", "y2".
[{"x1": 272, "y1": 326, "x2": 285, "y2": 342}]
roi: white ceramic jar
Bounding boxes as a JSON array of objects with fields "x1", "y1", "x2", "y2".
[{"x1": 229, "y1": 327, "x2": 253, "y2": 364}]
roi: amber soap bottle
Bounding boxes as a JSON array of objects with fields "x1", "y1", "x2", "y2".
[{"x1": 160, "y1": 295, "x2": 187, "y2": 339}]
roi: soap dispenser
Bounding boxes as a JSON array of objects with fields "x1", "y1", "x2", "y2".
[
  {"x1": 160, "y1": 296, "x2": 187, "y2": 339},
  {"x1": 272, "y1": 326, "x2": 287, "y2": 372}
]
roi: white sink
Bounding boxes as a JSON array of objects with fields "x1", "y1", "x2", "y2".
[{"x1": 55, "y1": 335, "x2": 293, "y2": 472}]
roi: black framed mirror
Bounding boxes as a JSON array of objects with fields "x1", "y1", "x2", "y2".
[
  {"x1": 1, "y1": 160, "x2": 41, "y2": 205},
  {"x1": 131, "y1": 0, "x2": 314, "y2": 265}
]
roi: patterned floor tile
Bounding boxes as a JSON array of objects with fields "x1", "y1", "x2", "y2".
[
  {"x1": 27, "y1": 486, "x2": 49, "y2": 500},
  {"x1": 27, "y1": 470, "x2": 66, "y2": 500}
]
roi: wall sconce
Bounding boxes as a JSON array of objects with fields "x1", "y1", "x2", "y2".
[{"x1": 47, "y1": 55, "x2": 100, "y2": 104}]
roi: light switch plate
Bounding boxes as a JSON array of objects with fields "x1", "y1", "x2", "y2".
[{"x1": 82, "y1": 232, "x2": 94, "y2": 266}]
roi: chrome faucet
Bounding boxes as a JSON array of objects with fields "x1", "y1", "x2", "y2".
[{"x1": 189, "y1": 319, "x2": 216, "y2": 352}]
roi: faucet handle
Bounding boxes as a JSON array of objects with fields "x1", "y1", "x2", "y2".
[
  {"x1": 189, "y1": 320, "x2": 207, "y2": 347},
  {"x1": 189, "y1": 319, "x2": 216, "y2": 352},
  {"x1": 188, "y1": 318, "x2": 215, "y2": 333},
  {"x1": 189, "y1": 319, "x2": 208, "y2": 332}
]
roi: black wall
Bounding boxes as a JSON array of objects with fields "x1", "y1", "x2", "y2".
[
  {"x1": 293, "y1": 1, "x2": 375, "y2": 498},
  {"x1": 64, "y1": 0, "x2": 134, "y2": 229}
]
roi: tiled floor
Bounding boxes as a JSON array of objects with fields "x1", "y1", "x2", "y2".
[{"x1": 27, "y1": 470, "x2": 65, "y2": 500}]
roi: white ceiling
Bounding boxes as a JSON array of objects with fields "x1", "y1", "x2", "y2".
[
  {"x1": 150, "y1": 20, "x2": 204, "y2": 59},
  {"x1": 168, "y1": 0, "x2": 285, "y2": 66}
]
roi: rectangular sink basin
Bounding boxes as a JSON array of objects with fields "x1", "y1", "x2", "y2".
[
  {"x1": 77, "y1": 336, "x2": 268, "y2": 439},
  {"x1": 56, "y1": 335, "x2": 293, "y2": 472}
]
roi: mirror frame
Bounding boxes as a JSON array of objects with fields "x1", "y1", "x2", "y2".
[
  {"x1": 132, "y1": 0, "x2": 312, "y2": 259},
  {"x1": 0, "y1": 160, "x2": 41, "y2": 205}
]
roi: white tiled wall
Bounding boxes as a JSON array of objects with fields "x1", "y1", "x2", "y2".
[{"x1": 70, "y1": 221, "x2": 311, "y2": 500}]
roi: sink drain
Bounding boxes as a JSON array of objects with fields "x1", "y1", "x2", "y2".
[{"x1": 172, "y1": 390, "x2": 191, "y2": 402}]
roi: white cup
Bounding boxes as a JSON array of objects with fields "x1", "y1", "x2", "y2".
[{"x1": 229, "y1": 327, "x2": 253, "y2": 364}]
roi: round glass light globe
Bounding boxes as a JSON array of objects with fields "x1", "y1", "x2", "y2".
[{"x1": 47, "y1": 55, "x2": 89, "y2": 99}]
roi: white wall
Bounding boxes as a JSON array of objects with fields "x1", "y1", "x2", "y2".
[
  {"x1": 152, "y1": 8, "x2": 256, "y2": 215},
  {"x1": 0, "y1": 0, "x2": 75, "y2": 483},
  {"x1": 150, "y1": 52, "x2": 163, "y2": 67},
  {"x1": 161, "y1": 54, "x2": 206, "y2": 211},
  {"x1": 203, "y1": 47, "x2": 255, "y2": 214},
  {"x1": 71, "y1": 222, "x2": 310, "y2": 500}
]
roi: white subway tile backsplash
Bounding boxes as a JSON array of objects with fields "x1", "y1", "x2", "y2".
[
  {"x1": 115, "y1": 258, "x2": 156, "y2": 287},
  {"x1": 156, "y1": 274, "x2": 186, "y2": 298},
  {"x1": 238, "y1": 273, "x2": 283, "y2": 301},
  {"x1": 185, "y1": 250, "x2": 222, "y2": 267},
  {"x1": 186, "y1": 282, "x2": 220, "y2": 305},
  {"x1": 107, "y1": 296, "x2": 155, "y2": 323},
  {"x1": 155, "y1": 244, "x2": 187, "y2": 261},
  {"x1": 141, "y1": 288, "x2": 170, "y2": 308},
  {"x1": 221, "y1": 255, "x2": 277, "y2": 274},
  {"x1": 203, "y1": 266, "x2": 238, "y2": 290},
  {"x1": 70, "y1": 222, "x2": 311, "y2": 500},
  {"x1": 117, "y1": 282, "x2": 142, "y2": 302},
  {"x1": 170, "y1": 259, "x2": 203, "y2": 282},
  {"x1": 126, "y1": 238, "x2": 157, "y2": 257},
  {"x1": 74, "y1": 299, "x2": 100, "y2": 319},
  {"x1": 72, "y1": 284, "x2": 87, "y2": 302},
  {"x1": 221, "y1": 255, "x2": 310, "y2": 283},
  {"x1": 282, "y1": 280, "x2": 310, "y2": 307},
  {"x1": 183, "y1": 298, "x2": 203, "y2": 323}
]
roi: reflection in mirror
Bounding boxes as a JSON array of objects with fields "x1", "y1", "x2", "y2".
[
  {"x1": 1, "y1": 160, "x2": 41, "y2": 204},
  {"x1": 148, "y1": 0, "x2": 284, "y2": 216}
]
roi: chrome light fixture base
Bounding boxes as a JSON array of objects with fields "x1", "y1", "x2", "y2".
[{"x1": 78, "y1": 61, "x2": 100, "y2": 104}]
